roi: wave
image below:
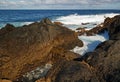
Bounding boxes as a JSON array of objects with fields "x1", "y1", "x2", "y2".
[
  {"x1": 55, "y1": 13, "x2": 119, "y2": 25},
  {"x1": 21, "y1": 22, "x2": 33, "y2": 25}
]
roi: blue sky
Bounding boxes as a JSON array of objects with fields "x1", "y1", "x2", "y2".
[{"x1": 0, "y1": 0, "x2": 120, "y2": 9}]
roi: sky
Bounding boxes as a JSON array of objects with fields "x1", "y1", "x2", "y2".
[{"x1": 0, "y1": 0, "x2": 120, "y2": 9}]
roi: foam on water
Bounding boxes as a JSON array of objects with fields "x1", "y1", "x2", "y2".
[
  {"x1": 56, "y1": 13, "x2": 119, "y2": 55},
  {"x1": 22, "y1": 22, "x2": 33, "y2": 25},
  {"x1": 55, "y1": 13, "x2": 119, "y2": 25},
  {"x1": 71, "y1": 31, "x2": 109, "y2": 55}
]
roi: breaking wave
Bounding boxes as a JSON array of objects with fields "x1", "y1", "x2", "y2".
[{"x1": 55, "y1": 13, "x2": 119, "y2": 25}]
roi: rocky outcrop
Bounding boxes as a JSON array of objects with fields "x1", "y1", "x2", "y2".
[
  {"x1": 36, "y1": 15, "x2": 120, "y2": 82},
  {"x1": 0, "y1": 24, "x2": 15, "y2": 36},
  {"x1": 1, "y1": 15, "x2": 120, "y2": 82},
  {"x1": 0, "y1": 18, "x2": 83, "y2": 81},
  {"x1": 79, "y1": 15, "x2": 120, "y2": 82},
  {"x1": 77, "y1": 15, "x2": 120, "y2": 37},
  {"x1": 104, "y1": 15, "x2": 120, "y2": 40}
]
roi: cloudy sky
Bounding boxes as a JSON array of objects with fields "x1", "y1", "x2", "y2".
[{"x1": 0, "y1": 0, "x2": 120, "y2": 9}]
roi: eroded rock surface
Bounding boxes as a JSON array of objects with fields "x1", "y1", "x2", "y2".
[
  {"x1": 1, "y1": 15, "x2": 120, "y2": 82},
  {"x1": 36, "y1": 15, "x2": 120, "y2": 82},
  {"x1": 0, "y1": 18, "x2": 83, "y2": 81}
]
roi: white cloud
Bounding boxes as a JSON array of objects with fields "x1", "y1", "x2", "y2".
[{"x1": 0, "y1": 0, "x2": 119, "y2": 9}]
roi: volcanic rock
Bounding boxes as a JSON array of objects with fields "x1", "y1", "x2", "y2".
[
  {"x1": 1, "y1": 15, "x2": 120, "y2": 82},
  {"x1": 0, "y1": 24, "x2": 15, "y2": 36},
  {"x1": 36, "y1": 60, "x2": 98, "y2": 82},
  {"x1": 76, "y1": 23, "x2": 107, "y2": 36},
  {"x1": 79, "y1": 15, "x2": 120, "y2": 82},
  {"x1": 35, "y1": 15, "x2": 120, "y2": 82},
  {"x1": 104, "y1": 15, "x2": 120, "y2": 40},
  {"x1": 0, "y1": 18, "x2": 83, "y2": 81}
]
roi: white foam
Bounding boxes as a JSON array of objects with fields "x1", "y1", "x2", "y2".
[
  {"x1": 22, "y1": 22, "x2": 33, "y2": 25},
  {"x1": 71, "y1": 31, "x2": 109, "y2": 55},
  {"x1": 55, "y1": 13, "x2": 119, "y2": 25}
]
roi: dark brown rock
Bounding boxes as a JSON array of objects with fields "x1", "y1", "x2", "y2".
[
  {"x1": 0, "y1": 18, "x2": 83, "y2": 81},
  {"x1": 36, "y1": 60, "x2": 98, "y2": 82},
  {"x1": 0, "y1": 24, "x2": 15, "y2": 36},
  {"x1": 1, "y1": 15, "x2": 120, "y2": 82},
  {"x1": 77, "y1": 23, "x2": 107, "y2": 36},
  {"x1": 104, "y1": 15, "x2": 120, "y2": 40},
  {"x1": 35, "y1": 15, "x2": 120, "y2": 82},
  {"x1": 75, "y1": 15, "x2": 120, "y2": 82},
  {"x1": 81, "y1": 23, "x2": 90, "y2": 25},
  {"x1": 81, "y1": 38, "x2": 120, "y2": 82},
  {"x1": 86, "y1": 23, "x2": 107, "y2": 36}
]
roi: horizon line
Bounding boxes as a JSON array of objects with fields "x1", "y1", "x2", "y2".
[{"x1": 0, "y1": 9, "x2": 120, "y2": 10}]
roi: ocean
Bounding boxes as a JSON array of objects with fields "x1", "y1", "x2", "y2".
[
  {"x1": 0, "y1": 9, "x2": 120, "y2": 55},
  {"x1": 0, "y1": 10, "x2": 120, "y2": 28}
]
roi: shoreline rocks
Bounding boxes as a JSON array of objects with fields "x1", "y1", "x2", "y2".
[
  {"x1": 76, "y1": 23, "x2": 107, "y2": 36},
  {"x1": 35, "y1": 15, "x2": 120, "y2": 82},
  {"x1": 0, "y1": 15, "x2": 120, "y2": 82},
  {"x1": 0, "y1": 18, "x2": 83, "y2": 81}
]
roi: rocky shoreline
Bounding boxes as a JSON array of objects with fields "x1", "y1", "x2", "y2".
[{"x1": 0, "y1": 15, "x2": 120, "y2": 82}]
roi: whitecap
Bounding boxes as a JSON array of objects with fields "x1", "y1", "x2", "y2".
[{"x1": 55, "y1": 13, "x2": 119, "y2": 25}]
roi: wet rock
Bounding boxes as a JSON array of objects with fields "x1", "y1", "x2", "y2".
[
  {"x1": 104, "y1": 15, "x2": 120, "y2": 40},
  {"x1": 80, "y1": 15, "x2": 120, "y2": 82},
  {"x1": 81, "y1": 23, "x2": 90, "y2": 25},
  {"x1": 77, "y1": 23, "x2": 107, "y2": 36}
]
